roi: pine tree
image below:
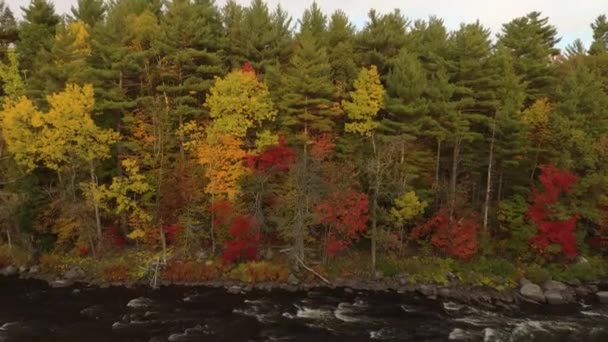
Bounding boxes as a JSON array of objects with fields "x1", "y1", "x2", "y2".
[
  {"x1": 17, "y1": 0, "x2": 60, "y2": 96},
  {"x1": 69, "y1": 0, "x2": 107, "y2": 27},
  {"x1": 279, "y1": 30, "x2": 335, "y2": 135},
  {"x1": 589, "y1": 15, "x2": 608, "y2": 55},
  {"x1": 356, "y1": 9, "x2": 409, "y2": 77},
  {"x1": 0, "y1": 1, "x2": 17, "y2": 61},
  {"x1": 299, "y1": 2, "x2": 327, "y2": 45},
  {"x1": 498, "y1": 11, "x2": 560, "y2": 103},
  {"x1": 327, "y1": 10, "x2": 357, "y2": 96}
]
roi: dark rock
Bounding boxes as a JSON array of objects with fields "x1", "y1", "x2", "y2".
[
  {"x1": 398, "y1": 275, "x2": 408, "y2": 286},
  {"x1": 227, "y1": 285, "x2": 243, "y2": 294},
  {"x1": 597, "y1": 291, "x2": 608, "y2": 304},
  {"x1": 566, "y1": 279, "x2": 582, "y2": 287},
  {"x1": 18, "y1": 266, "x2": 27, "y2": 274},
  {"x1": 542, "y1": 280, "x2": 568, "y2": 292},
  {"x1": 544, "y1": 290, "x2": 568, "y2": 305},
  {"x1": 28, "y1": 266, "x2": 39, "y2": 274},
  {"x1": 520, "y1": 283, "x2": 545, "y2": 303},
  {"x1": 418, "y1": 284, "x2": 437, "y2": 299},
  {"x1": 438, "y1": 287, "x2": 451, "y2": 298},
  {"x1": 344, "y1": 287, "x2": 354, "y2": 294},
  {"x1": 575, "y1": 286, "x2": 593, "y2": 298}
]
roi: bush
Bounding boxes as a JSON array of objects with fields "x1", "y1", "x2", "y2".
[
  {"x1": 325, "y1": 252, "x2": 372, "y2": 279},
  {"x1": 398, "y1": 257, "x2": 454, "y2": 285},
  {"x1": 162, "y1": 259, "x2": 224, "y2": 283},
  {"x1": 455, "y1": 257, "x2": 518, "y2": 290},
  {"x1": 525, "y1": 263, "x2": 552, "y2": 284},
  {"x1": 228, "y1": 261, "x2": 290, "y2": 283},
  {"x1": 98, "y1": 259, "x2": 134, "y2": 283},
  {"x1": 547, "y1": 256, "x2": 608, "y2": 282},
  {"x1": 0, "y1": 244, "x2": 31, "y2": 268}
]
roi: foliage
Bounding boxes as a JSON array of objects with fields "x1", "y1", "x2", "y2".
[
  {"x1": 390, "y1": 191, "x2": 427, "y2": 226},
  {"x1": 343, "y1": 65, "x2": 385, "y2": 136},
  {"x1": 527, "y1": 164, "x2": 580, "y2": 259},
  {"x1": 314, "y1": 190, "x2": 369, "y2": 257},
  {"x1": 223, "y1": 215, "x2": 261, "y2": 264},
  {"x1": 162, "y1": 259, "x2": 224, "y2": 283},
  {"x1": 412, "y1": 210, "x2": 480, "y2": 260},
  {"x1": 0, "y1": 244, "x2": 30, "y2": 268},
  {"x1": 454, "y1": 257, "x2": 518, "y2": 290},
  {"x1": 228, "y1": 261, "x2": 290, "y2": 283},
  {"x1": 244, "y1": 135, "x2": 296, "y2": 173},
  {"x1": 198, "y1": 134, "x2": 248, "y2": 200}
]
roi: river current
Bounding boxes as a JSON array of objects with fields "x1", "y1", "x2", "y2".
[{"x1": 1, "y1": 276, "x2": 607, "y2": 341}]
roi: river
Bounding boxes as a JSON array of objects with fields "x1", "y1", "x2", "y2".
[{"x1": 0, "y1": 276, "x2": 607, "y2": 341}]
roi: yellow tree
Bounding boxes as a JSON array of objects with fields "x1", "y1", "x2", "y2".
[
  {"x1": 342, "y1": 65, "x2": 385, "y2": 271},
  {"x1": 205, "y1": 69, "x2": 277, "y2": 139},
  {"x1": 0, "y1": 84, "x2": 119, "y2": 243},
  {"x1": 521, "y1": 97, "x2": 552, "y2": 181}
]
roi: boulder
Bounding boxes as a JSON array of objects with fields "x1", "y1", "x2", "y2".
[
  {"x1": 398, "y1": 275, "x2": 409, "y2": 286},
  {"x1": 18, "y1": 266, "x2": 27, "y2": 274},
  {"x1": 50, "y1": 279, "x2": 73, "y2": 288},
  {"x1": 28, "y1": 266, "x2": 39, "y2": 274},
  {"x1": 542, "y1": 280, "x2": 568, "y2": 292},
  {"x1": 519, "y1": 277, "x2": 532, "y2": 287},
  {"x1": 596, "y1": 291, "x2": 608, "y2": 304},
  {"x1": 127, "y1": 297, "x2": 155, "y2": 309},
  {"x1": 64, "y1": 266, "x2": 85, "y2": 280},
  {"x1": 520, "y1": 283, "x2": 545, "y2": 303},
  {"x1": 1, "y1": 265, "x2": 17, "y2": 276},
  {"x1": 544, "y1": 290, "x2": 568, "y2": 305},
  {"x1": 287, "y1": 274, "x2": 299, "y2": 286}
]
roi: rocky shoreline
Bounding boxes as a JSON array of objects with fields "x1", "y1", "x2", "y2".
[{"x1": 2, "y1": 263, "x2": 608, "y2": 309}]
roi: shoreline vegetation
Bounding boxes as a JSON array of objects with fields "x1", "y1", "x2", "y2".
[{"x1": 1, "y1": 0, "x2": 608, "y2": 310}]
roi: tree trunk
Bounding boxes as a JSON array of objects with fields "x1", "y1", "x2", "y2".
[
  {"x1": 434, "y1": 139, "x2": 441, "y2": 209},
  {"x1": 497, "y1": 170, "x2": 504, "y2": 203},
  {"x1": 210, "y1": 192, "x2": 216, "y2": 255},
  {"x1": 90, "y1": 163, "x2": 103, "y2": 241},
  {"x1": 449, "y1": 137, "x2": 461, "y2": 222},
  {"x1": 483, "y1": 115, "x2": 497, "y2": 233},
  {"x1": 6, "y1": 229, "x2": 12, "y2": 251},
  {"x1": 371, "y1": 134, "x2": 379, "y2": 272}
]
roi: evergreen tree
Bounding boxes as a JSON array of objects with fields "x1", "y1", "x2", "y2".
[
  {"x1": 0, "y1": 0, "x2": 17, "y2": 60},
  {"x1": 17, "y1": 0, "x2": 60, "y2": 90},
  {"x1": 327, "y1": 10, "x2": 357, "y2": 96},
  {"x1": 299, "y1": 2, "x2": 327, "y2": 44},
  {"x1": 498, "y1": 11, "x2": 560, "y2": 103},
  {"x1": 589, "y1": 15, "x2": 608, "y2": 55},
  {"x1": 279, "y1": 30, "x2": 335, "y2": 135},
  {"x1": 70, "y1": 0, "x2": 107, "y2": 28},
  {"x1": 356, "y1": 9, "x2": 409, "y2": 77}
]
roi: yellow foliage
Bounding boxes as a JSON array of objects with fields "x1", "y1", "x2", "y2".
[
  {"x1": 343, "y1": 65, "x2": 385, "y2": 136},
  {"x1": 0, "y1": 84, "x2": 119, "y2": 172},
  {"x1": 198, "y1": 134, "x2": 248, "y2": 200},
  {"x1": 521, "y1": 97, "x2": 552, "y2": 144},
  {"x1": 205, "y1": 70, "x2": 276, "y2": 138},
  {"x1": 390, "y1": 191, "x2": 427, "y2": 226},
  {"x1": 254, "y1": 130, "x2": 279, "y2": 153}
]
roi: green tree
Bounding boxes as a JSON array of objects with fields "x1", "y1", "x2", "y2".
[
  {"x1": 589, "y1": 15, "x2": 608, "y2": 55},
  {"x1": 69, "y1": 0, "x2": 107, "y2": 27},
  {"x1": 327, "y1": 10, "x2": 357, "y2": 97},
  {"x1": 498, "y1": 11, "x2": 560, "y2": 103},
  {"x1": 0, "y1": 0, "x2": 17, "y2": 61}
]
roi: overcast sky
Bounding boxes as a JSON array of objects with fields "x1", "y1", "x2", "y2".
[{"x1": 6, "y1": 0, "x2": 608, "y2": 49}]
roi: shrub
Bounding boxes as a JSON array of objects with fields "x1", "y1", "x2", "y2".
[
  {"x1": 98, "y1": 260, "x2": 134, "y2": 283},
  {"x1": 398, "y1": 257, "x2": 454, "y2": 285},
  {"x1": 0, "y1": 244, "x2": 31, "y2": 268},
  {"x1": 162, "y1": 259, "x2": 224, "y2": 283},
  {"x1": 228, "y1": 261, "x2": 290, "y2": 283},
  {"x1": 454, "y1": 257, "x2": 518, "y2": 290},
  {"x1": 547, "y1": 256, "x2": 608, "y2": 282},
  {"x1": 525, "y1": 263, "x2": 552, "y2": 284}
]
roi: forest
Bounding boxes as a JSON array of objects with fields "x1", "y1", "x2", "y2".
[{"x1": 1, "y1": 0, "x2": 608, "y2": 287}]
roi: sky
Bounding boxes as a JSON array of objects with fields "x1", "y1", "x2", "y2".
[{"x1": 5, "y1": 0, "x2": 608, "y2": 49}]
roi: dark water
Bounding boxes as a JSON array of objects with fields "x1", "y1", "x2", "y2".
[{"x1": 1, "y1": 277, "x2": 607, "y2": 341}]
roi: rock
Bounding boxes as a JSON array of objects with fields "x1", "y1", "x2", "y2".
[
  {"x1": 576, "y1": 256, "x2": 589, "y2": 264},
  {"x1": 519, "y1": 277, "x2": 532, "y2": 287},
  {"x1": 374, "y1": 270, "x2": 384, "y2": 279},
  {"x1": 28, "y1": 266, "x2": 39, "y2": 274},
  {"x1": 18, "y1": 266, "x2": 27, "y2": 274},
  {"x1": 227, "y1": 285, "x2": 243, "y2": 294},
  {"x1": 438, "y1": 287, "x2": 451, "y2": 298},
  {"x1": 287, "y1": 274, "x2": 299, "y2": 286},
  {"x1": 597, "y1": 291, "x2": 608, "y2": 304},
  {"x1": 398, "y1": 275, "x2": 408, "y2": 286},
  {"x1": 446, "y1": 272, "x2": 457, "y2": 282},
  {"x1": 418, "y1": 284, "x2": 437, "y2": 299},
  {"x1": 50, "y1": 279, "x2": 73, "y2": 288},
  {"x1": 195, "y1": 250, "x2": 207, "y2": 261},
  {"x1": 565, "y1": 279, "x2": 582, "y2": 287},
  {"x1": 127, "y1": 297, "x2": 155, "y2": 309},
  {"x1": 544, "y1": 290, "x2": 568, "y2": 305},
  {"x1": 542, "y1": 280, "x2": 568, "y2": 292},
  {"x1": 64, "y1": 266, "x2": 85, "y2": 280},
  {"x1": 520, "y1": 283, "x2": 545, "y2": 303},
  {"x1": 1, "y1": 265, "x2": 17, "y2": 276},
  {"x1": 344, "y1": 287, "x2": 354, "y2": 294},
  {"x1": 575, "y1": 286, "x2": 593, "y2": 298}
]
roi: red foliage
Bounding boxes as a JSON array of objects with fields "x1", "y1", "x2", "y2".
[
  {"x1": 164, "y1": 224, "x2": 183, "y2": 245},
  {"x1": 223, "y1": 215, "x2": 261, "y2": 264},
  {"x1": 244, "y1": 135, "x2": 296, "y2": 173},
  {"x1": 242, "y1": 61, "x2": 255, "y2": 75},
  {"x1": 310, "y1": 134, "x2": 335, "y2": 162},
  {"x1": 104, "y1": 226, "x2": 126, "y2": 248},
  {"x1": 412, "y1": 210, "x2": 480, "y2": 261},
  {"x1": 314, "y1": 190, "x2": 369, "y2": 257},
  {"x1": 210, "y1": 200, "x2": 234, "y2": 229},
  {"x1": 527, "y1": 164, "x2": 580, "y2": 258},
  {"x1": 78, "y1": 246, "x2": 89, "y2": 257}
]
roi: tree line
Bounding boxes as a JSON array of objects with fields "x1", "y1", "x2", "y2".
[{"x1": 1, "y1": 0, "x2": 608, "y2": 272}]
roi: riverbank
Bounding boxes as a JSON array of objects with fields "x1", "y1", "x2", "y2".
[{"x1": 3, "y1": 261, "x2": 608, "y2": 311}]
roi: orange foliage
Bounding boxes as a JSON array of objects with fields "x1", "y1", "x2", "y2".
[
  {"x1": 198, "y1": 135, "x2": 248, "y2": 200},
  {"x1": 162, "y1": 260, "x2": 224, "y2": 283}
]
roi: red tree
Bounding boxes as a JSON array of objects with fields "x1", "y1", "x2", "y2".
[
  {"x1": 223, "y1": 215, "x2": 261, "y2": 263},
  {"x1": 412, "y1": 210, "x2": 479, "y2": 261},
  {"x1": 244, "y1": 135, "x2": 295, "y2": 173},
  {"x1": 314, "y1": 190, "x2": 369, "y2": 257},
  {"x1": 527, "y1": 164, "x2": 579, "y2": 258}
]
